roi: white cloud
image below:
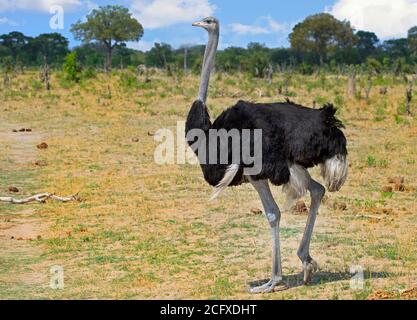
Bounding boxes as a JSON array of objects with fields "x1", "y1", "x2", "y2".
[
  {"x1": 0, "y1": 16, "x2": 19, "y2": 26},
  {"x1": 127, "y1": 39, "x2": 157, "y2": 51},
  {"x1": 130, "y1": 0, "x2": 215, "y2": 29},
  {"x1": 262, "y1": 16, "x2": 287, "y2": 33},
  {"x1": 229, "y1": 23, "x2": 269, "y2": 35},
  {"x1": 228, "y1": 16, "x2": 288, "y2": 36},
  {"x1": 0, "y1": 0, "x2": 86, "y2": 12},
  {"x1": 329, "y1": 0, "x2": 417, "y2": 39}
]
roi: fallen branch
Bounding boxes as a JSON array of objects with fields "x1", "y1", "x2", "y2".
[{"x1": 0, "y1": 193, "x2": 80, "y2": 204}]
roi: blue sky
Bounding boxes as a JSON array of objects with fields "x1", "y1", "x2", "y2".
[{"x1": 0, "y1": 0, "x2": 416, "y2": 51}]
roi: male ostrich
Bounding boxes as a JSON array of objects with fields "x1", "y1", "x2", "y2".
[{"x1": 186, "y1": 17, "x2": 348, "y2": 293}]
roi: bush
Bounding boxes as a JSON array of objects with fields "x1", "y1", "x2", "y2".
[
  {"x1": 81, "y1": 66, "x2": 97, "y2": 80},
  {"x1": 63, "y1": 52, "x2": 81, "y2": 82},
  {"x1": 119, "y1": 71, "x2": 138, "y2": 90}
]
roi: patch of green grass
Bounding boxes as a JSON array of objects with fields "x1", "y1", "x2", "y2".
[
  {"x1": 367, "y1": 243, "x2": 402, "y2": 261},
  {"x1": 381, "y1": 191, "x2": 394, "y2": 199},
  {"x1": 209, "y1": 277, "x2": 235, "y2": 298},
  {"x1": 366, "y1": 155, "x2": 376, "y2": 167}
]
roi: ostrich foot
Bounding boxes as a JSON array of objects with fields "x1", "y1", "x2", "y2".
[
  {"x1": 249, "y1": 279, "x2": 288, "y2": 294},
  {"x1": 303, "y1": 259, "x2": 319, "y2": 285}
]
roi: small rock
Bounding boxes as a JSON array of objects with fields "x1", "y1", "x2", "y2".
[
  {"x1": 25, "y1": 128, "x2": 32, "y2": 132},
  {"x1": 147, "y1": 131, "x2": 155, "y2": 137},
  {"x1": 250, "y1": 208, "x2": 262, "y2": 215},
  {"x1": 34, "y1": 160, "x2": 48, "y2": 167},
  {"x1": 379, "y1": 87, "x2": 388, "y2": 95},
  {"x1": 37, "y1": 142, "x2": 48, "y2": 149},
  {"x1": 333, "y1": 201, "x2": 347, "y2": 211},
  {"x1": 292, "y1": 200, "x2": 308, "y2": 214},
  {"x1": 8, "y1": 186, "x2": 19, "y2": 193},
  {"x1": 19, "y1": 128, "x2": 26, "y2": 132},
  {"x1": 382, "y1": 186, "x2": 393, "y2": 193},
  {"x1": 132, "y1": 137, "x2": 140, "y2": 142},
  {"x1": 12, "y1": 129, "x2": 17, "y2": 133}
]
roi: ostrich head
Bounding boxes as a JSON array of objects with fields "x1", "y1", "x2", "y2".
[{"x1": 192, "y1": 17, "x2": 219, "y2": 34}]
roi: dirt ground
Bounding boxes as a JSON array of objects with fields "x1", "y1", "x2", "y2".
[{"x1": 0, "y1": 72, "x2": 416, "y2": 299}]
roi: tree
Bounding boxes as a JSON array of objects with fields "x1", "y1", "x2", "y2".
[
  {"x1": 356, "y1": 30, "x2": 379, "y2": 60},
  {"x1": 382, "y1": 39, "x2": 410, "y2": 60},
  {"x1": 0, "y1": 32, "x2": 30, "y2": 64},
  {"x1": 408, "y1": 26, "x2": 417, "y2": 53},
  {"x1": 71, "y1": 5, "x2": 143, "y2": 72},
  {"x1": 246, "y1": 43, "x2": 270, "y2": 77},
  {"x1": 32, "y1": 33, "x2": 69, "y2": 65},
  {"x1": 74, "y1": 43, "x2": 106, "y2": 68},
  {"x1": 146, "y1": 43, "x2": 173, "y2": 68},
  {"x1": 289, "y1": 13, "x2": 356, "y2": 65},
  {"x1": 216, "y1": 47, "x2": 247, "y2": 72}
]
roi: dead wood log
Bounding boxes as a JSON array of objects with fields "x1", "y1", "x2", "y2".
[{"x1": 0, "y1": 193, "x2": 80, "y2": 204}]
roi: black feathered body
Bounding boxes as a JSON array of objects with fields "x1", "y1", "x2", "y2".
[{"x1": 185, "y1": 99, "x2": 347, "y2": 188}]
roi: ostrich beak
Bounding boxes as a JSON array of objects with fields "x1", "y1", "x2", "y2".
[{"x1": 192, "y1": 21, "x2": 205, "y2": 28}]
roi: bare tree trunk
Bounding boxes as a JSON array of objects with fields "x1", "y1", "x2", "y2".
[
  {"x1": 347, "y1": 68, "x2": 356, "y2": 98},
  {"x1": 40, "y1": 56, "x2": 50, "y2": 91},
  {"x1": 405, "y1": 76, "x2": 414, "y2": 115},
  {"x1": 106, "y1": 45, "x2": 113, "y2": 73},
  {"x1": 365, "y1": 74, "x2": 372, "y2": 101},
  {"x1": 266, "y1": 64, "x2": 273, "y2": 85},
  {"x1": 184, "y1": 46, "x2": 188, "y2": 74}
]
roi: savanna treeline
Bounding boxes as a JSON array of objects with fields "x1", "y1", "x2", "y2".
[{"x1": 0, "y1": 6, "x2": 416, "y2": 78}]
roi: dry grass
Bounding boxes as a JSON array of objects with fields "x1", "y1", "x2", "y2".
[{"x1": 0, "y1": 71, "x2": 416, "y2": 299}]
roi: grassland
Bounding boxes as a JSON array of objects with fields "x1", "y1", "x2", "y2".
[{"x1": 0, "y1": 70, "x2": 416, "y2": 299}]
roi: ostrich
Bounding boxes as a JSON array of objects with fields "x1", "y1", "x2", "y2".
[{"x1": 186, "y1": 17, "x2": 348, "y2": 293}]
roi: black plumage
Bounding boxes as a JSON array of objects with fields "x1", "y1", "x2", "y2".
[{"x1": 186, "y1": 99, "x2": 347, "y2": 188}]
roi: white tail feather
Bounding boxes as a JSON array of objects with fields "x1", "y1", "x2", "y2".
[
  {"x1": 321, "y1": 154, "x2": 348, "y2": 192},
  {"x1": 209, "y1": 164, "x2": 240, "y2": 201}
]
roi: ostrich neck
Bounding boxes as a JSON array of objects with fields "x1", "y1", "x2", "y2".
[{"x1": 198, "y1": 29, "x2": 219, "y2": 104}]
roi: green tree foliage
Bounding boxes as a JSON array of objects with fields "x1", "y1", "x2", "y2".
[
  {"x1": 145, "y1": 43, "x2": 173, "y2": 68},
  {"x1": 71, "y1": 5, "x2": 143, "y2": 72},
  {"x1": 382, "y1": 39, "x2": 410, "y2": 59},
  {"x1": 246, "y1": 43, "x2": 270, "y2": 77},
  {"x1": 408, "y1": 26, "x2": 417, "y2": 53},
  {"x1": 74, "y1": 43, "x2": 106, "y2": 69},
  {"x1": 356, "y1": 31, "x2": 379, "y2": 58},
  {"x1": 63, "y1": 51, "x2": 81, "y2": 82},
  {"x1": 289, "y1": 13, "x2": 356, "y2": 65},
  {"x1": 0, "y1": 9, "x2": 416, "y2": 74},
  {"x1": 0, "y1": 31, "x2": 30, "y2": 63},
  {"x1": 216, "y1": 47, "x2": 247, "y2": 72},
  {"x1": 31, "y1": 33, "x2": 69, "y2": 65}
]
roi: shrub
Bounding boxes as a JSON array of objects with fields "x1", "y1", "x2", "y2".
[{"x1": 63, "y1": 52, "x2": 81, "y2": 82}]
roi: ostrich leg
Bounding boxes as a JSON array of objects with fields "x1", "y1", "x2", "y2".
[
  {"x1": 249, "y1": 178, "x2": 288, "y2": 293},
  {"x1": 297, "y1": 179, "x2": 325, "y2": 284}
]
